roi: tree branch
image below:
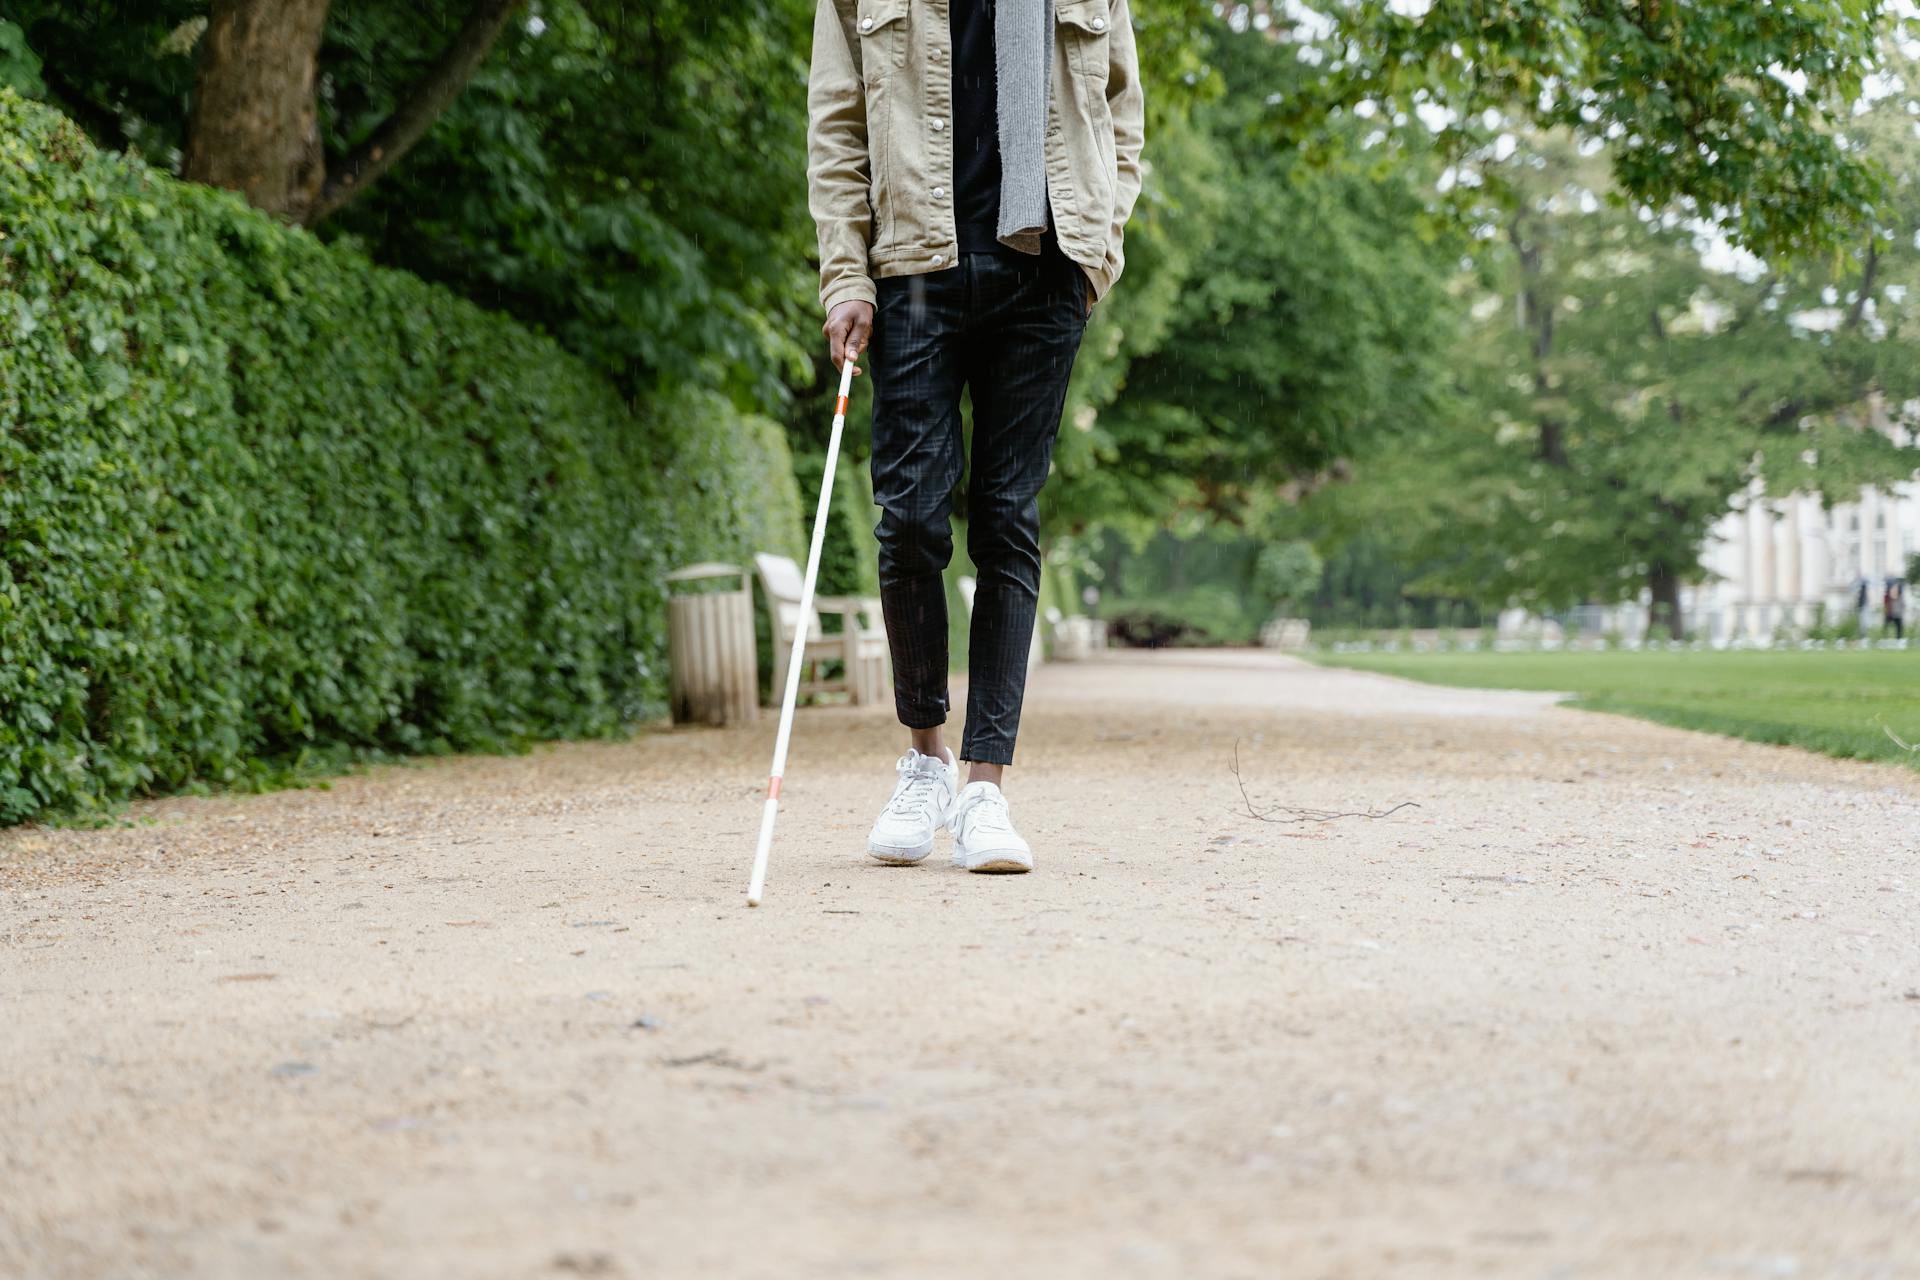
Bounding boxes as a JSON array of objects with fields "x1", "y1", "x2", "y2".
[
  {"x1": 1229, "y1": 741, "x2": 1420, "y2": 825},
  {"x1": 1844, "y1": 239, "x2": 1880, "y2": 333},
  {"x1": 304, "y1": 0, "x2": 523, "y2": 226}
]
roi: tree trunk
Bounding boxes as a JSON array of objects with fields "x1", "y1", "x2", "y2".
[
  {"x1": 183, "y1": 0, "x2": 332, "y2": 221},
  {"x1": 182, "y1": 0, "x2": 521, "y2": 227},
  {"x1": 1510, "y1": 220, "x2": 1570, "y2": 470},
  {"x1": 1844, "y1": 239, "x2": 1880, "y2": 333},
  {"x1": 1648, "y1": 561, "x2": 1686, "y2": 641},
  {"x1": 1537, "y1": 417, "x2": 1569, "y2": 468}
]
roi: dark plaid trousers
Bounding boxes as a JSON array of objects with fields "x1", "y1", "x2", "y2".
[{"x1": 868, "y1": 250, "x2": 1089, "y2": 765}]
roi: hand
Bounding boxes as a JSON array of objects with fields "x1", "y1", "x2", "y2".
[{"x1": 824, "y1": 300, "x2": 873, "y2": 375}]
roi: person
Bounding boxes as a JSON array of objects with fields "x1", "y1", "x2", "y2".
[
  {"x1": 806, "y1": 0, "x2": 1143, "y2": 873},
  {"x1": 1887, "y1": 581, "x2": 1907, "y2": 640}
]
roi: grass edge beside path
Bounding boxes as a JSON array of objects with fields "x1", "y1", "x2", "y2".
[{"x1": 1310, "y1": 649, "x2": 1920, "y2": 772}]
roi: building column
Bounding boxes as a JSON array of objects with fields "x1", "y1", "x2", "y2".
[
  {"x1": 1863, "y1": 486, "x2": 1883, "y2": 584},
  {"x1": 1748, "y1": 493, "x2": 1773, "y2": 638},
  {"x1": 1782, "y1": 496, "x2": 1804, "y2": 602},
  {"x1": 1890, "y1": 481, "x2": 1909, "y2": 581},
  {"x1": 1740, "y1": 495, "x2": 1761, "y2": 605}
]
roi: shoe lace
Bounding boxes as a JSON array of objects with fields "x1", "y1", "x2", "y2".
[{"x1": 887, "y1": 755, "x2": 945, "y2": 816}]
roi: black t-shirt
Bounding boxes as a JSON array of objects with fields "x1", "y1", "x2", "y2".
[{"x1": 950, "y1": 0, "x2": 1058, "y2": 258}]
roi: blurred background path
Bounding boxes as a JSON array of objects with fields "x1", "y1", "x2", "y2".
[{"x1": 5, "y1": 650, "x2": 1918, "y2": 1279}]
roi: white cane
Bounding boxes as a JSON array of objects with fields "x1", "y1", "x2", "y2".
[{"x1": 746, "y1": 351, "x2": 860, "y2": 906}]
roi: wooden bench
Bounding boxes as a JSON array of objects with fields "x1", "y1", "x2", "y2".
[{"x1": 754, "y1": 552, "x2": 889, "y2": 707}]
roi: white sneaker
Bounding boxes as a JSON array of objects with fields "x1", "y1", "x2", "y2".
[
  {"x1": 866, "y1": 749, "x2": 958, "y2": 864},
  {"x1": 948, "y1": 781, "x2": 1034, "y2": 873}
]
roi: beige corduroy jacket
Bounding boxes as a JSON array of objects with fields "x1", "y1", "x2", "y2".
[{"x1": 806, "y1": 0, "x2": 1145, "y2": 314}]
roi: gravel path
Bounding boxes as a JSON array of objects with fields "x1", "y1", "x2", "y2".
[{"x1": 5, "y1": 650, "x2": 1919, "y2": 1279}]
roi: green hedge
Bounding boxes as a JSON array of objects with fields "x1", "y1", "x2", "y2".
[
  {"x1": 0, "y1": 94, "x2": 801, "y2": 823},
  {"x1": 791, "y1": 441, "x2": 881, "y2": 601}
]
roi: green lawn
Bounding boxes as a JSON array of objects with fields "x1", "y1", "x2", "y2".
[{"x1": 1313, "y1": 648, "x2": 1920, "y2": 769}]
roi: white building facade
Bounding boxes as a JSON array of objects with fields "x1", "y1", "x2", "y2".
[
  {"x1": 1691, "y1": 475, "x2": 1920, "y2": 643},
  {"x1": 1555, "y1": 404, "x2": 1919, "y2": 645}
]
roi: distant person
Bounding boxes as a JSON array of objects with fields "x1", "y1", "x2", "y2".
[
  {"x1": 807, "y1": 0, "x2": 1143, "y2": 873},
  {"x1": 1887, "y1": 582, "x2": 1907, "y2": 640}
]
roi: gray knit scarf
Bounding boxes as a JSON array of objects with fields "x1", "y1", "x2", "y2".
[{"x1": 994, "y1": 0, "x2": 1053, "y2": 253}]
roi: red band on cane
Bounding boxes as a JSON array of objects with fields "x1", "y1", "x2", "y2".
[
  {"x1": 835, "y1": 395, "x2": 848, "y2": 417},
  {"x1": 767, "y1": 776, "x2": 782, "y2": 800}
]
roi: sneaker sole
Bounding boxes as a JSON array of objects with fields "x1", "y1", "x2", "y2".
[
  {"x1": 956, "y1": 851, "x2": 1033, "y2": 874},
  {"x1": 867, "y1": 838, "x2": 935, "y2": 865}
]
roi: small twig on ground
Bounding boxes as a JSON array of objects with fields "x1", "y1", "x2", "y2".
[
  {"x1": 1230, "y1": 740, "x2": 1420, "y2": 824},
  {"x1": 661, "y1": 1050, "x2": 764, "y2": 1072},
  {"x1": 1882, "y1": 723, "x2": 1917, "y2": 754}
]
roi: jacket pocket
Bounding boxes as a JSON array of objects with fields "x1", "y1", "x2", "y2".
[
  {"x1": 857, "y1": 0, "x2": 908, "y2": 83},
  {"x1": 855, "y1": 0, "x2": 908, "y2": 251},
  {"x1": 1055, "y1": 0, "x2": 1112, "y2": 89}
]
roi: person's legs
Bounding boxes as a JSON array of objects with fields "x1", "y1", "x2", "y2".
[
  {"x1": 862, "y1": 270, "x2": 972, "y2": 864},
  {"x1": 870, "y1": 269, "x2": 968, "y2": 756},
  {"x1": 957, "y1": 251, "x2": 1089, "y2": 778}
]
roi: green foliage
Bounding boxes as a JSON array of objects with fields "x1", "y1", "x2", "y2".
[
  {"x1": 1087, "y1": 525, "x2": 1262, "y2": 645},
  {"x1": 1253, "y1": 541, "x2": 1323, "y2": 613},
  {"x1": 1314, "y1": 113, "x2": 1920, "y2": 623},
  {"x1": 1300, "y1": 533, "x2": 1485, "y2": 630},
  {"x1": 16, "y1": 2, "x2": 1914, "y2": 698},
  {"x1": 22, "y1": 1, "x2": 1905, "y2": 561},
  {"x1": 1806, "y1": 608, "x2": 1866, "y2": 643},
  {"x1": 790, "y1": 441, "x2": 880, "y2": 601},
  {"x1": 0, "y1": 94, "x2": 800, "y2": 824},
  {"x1": 0, "y1": 20, "x2": 46, "y2": 99},
  {"x1": 1317, "y1": 649, "x2": 1920, "y2": 770},
  {"x1": 8, "y1": 0, "x2": 818, "y2": 408},
  {"x1": 317, "y1": 0, "x2": 819, "y2": 406},
  {"x1": 1103, "y1": 587, "x2": 1259, "y2": 648},
  {"x1": 1270, "y1": 0, "x2": 1894, "y2": 260},
  {"x1": 4, "y1": 4, "x2": 202, "y2": 158},
  {"x1": 1052, "y1": 23, "x2": 1460, "y2": 534}
]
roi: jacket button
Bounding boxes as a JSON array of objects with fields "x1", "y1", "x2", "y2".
[
  {"x1": 1092, "y1": 15, "x2": 1106, "y2": 29},
  {"x1": 932, "y1": 254, "x2": 946, "y2": 265},
  {"x1": 859, "y1": 16, "x2": 873, "y2": 30},
  {"x1": 932, "y1": 186, "x2": 945, "y2": 197},
  {"x1": 931, "y1": 118, "x2": 946, "y2": 131}
]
